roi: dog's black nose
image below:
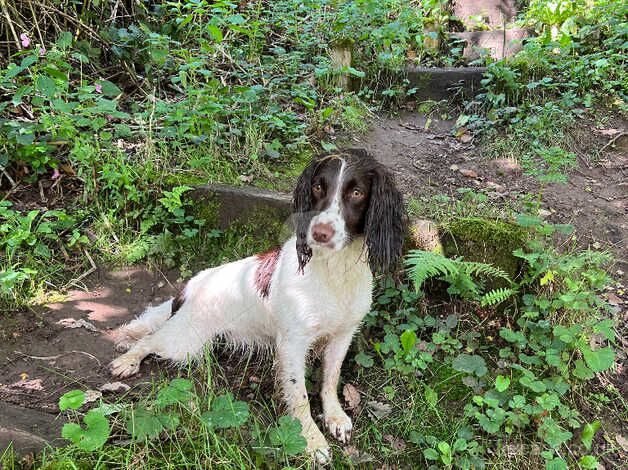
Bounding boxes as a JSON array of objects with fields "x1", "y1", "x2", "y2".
[{"x1": 312, "y1": 223, "x2": 335, "y2": 243}]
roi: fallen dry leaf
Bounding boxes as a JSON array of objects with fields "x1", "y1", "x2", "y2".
[
  {"x1": 384, "y1": 434, "x2": 407, "y2": 451},
  {"x1": 606, "y1": 293, "x2": 622, "y2": 306},
  {"x1": 343, "y1": 445, "x2": 375, "y2": 464},
  {"x1": 56, "y1": 318, "x2": 99, "y2": 332},
  {"x1": 596, "y1": 128, "x2": 620, "y2": 136},
  {"x1": 366, "y1": 400, "x2": 392, "y2": 420},
  {"x1": 459, "y1": 168, "x2": 478, "y2": 178},
  {"x1": 3, "y1": 378, "x2": 44, "y2": 391},
  {"x1": 99, "y1": 382, "x2": 130, "y2": 393},
  {"x1": 459, "y1": 132, "x2": 473, "y2": 143},
  {"x1": 343, "y1": 383, "x2": 361, "y2": 410},
  {"x1": 616, "y1": 434, "x2": 628, "y2": 452},
  {"x1": 84, "y1": 389, "x2": 103, "y2": 404}
]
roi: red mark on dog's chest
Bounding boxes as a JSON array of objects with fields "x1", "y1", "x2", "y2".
[{"x1": 255, "y1": 247, "x2": 281, "y2": 298}]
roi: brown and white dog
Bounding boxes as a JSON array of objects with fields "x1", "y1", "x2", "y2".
[{"x1": 110, "y1": 149, "x2": 406, "y2": 463}]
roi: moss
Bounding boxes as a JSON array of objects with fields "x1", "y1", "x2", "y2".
[{"x1": 439, "y1": 217, "x2": 528, "y2": 281}]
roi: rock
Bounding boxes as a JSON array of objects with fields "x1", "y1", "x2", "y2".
[
  {"x1": 459, "y1": 168, "x2": 478, "y2": 178},
  {"x1": 451, "y1": 29, "x2": 531, "y2": 60},
  {"x1": 440, "y1": 217, "x2": 528, "y2": 284},
  {"x1": 0, "y1": 403, "x2": 64, "y2": 455},
  {"x1": 408, "y1": 218, "x2": 443, "y2": 253}
]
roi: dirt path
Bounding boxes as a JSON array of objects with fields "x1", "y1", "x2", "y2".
[
  {"x1": 354, "y1": 113, "x2": 627, "y2": 276},
  {"x1": 0, "y1": 267, "x2": 181, "y2": 453}
]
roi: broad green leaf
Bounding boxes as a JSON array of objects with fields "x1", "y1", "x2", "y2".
[
  {"x1": 36, "y1": 75, "x2": 56, "y2": 98},
  {"x1": 355, "y1": 352, "x2": 374, "y2": 368},
  {"x1": 59, "y1": 390, "x2": 86, "y2": 411},
  {"x1": 155, "y1": 378, "x2": 194, "y2": 407},
  {"x1": 61, "y1": 410, "x2": 110, "y2": 451},
  {"x1": 580, "y1": 420, "x2": 600, "y2": 451},
  {"x1": 202, "y1": 393, "x2": 249, "y2": 429},
  {"x1": 97, "y1": 80, "x2": 122, "y2": 98},
  {"x1": 537, "y1": 417, "x2": 572, "y2": 448},
  {"x1": 545, "y1": 457, "x2": 567, "y2": 470},
  {"x1": 452, "y1": 353, "x2": 487, "y2": 377},
  {"x1": 578, "y1": 455, "x2": 598, "y2": 469},
  {"x1": 268, "y1": 416, "x2": 307, "y2": 456},
  {"x1": 206, "y1": 25, "x2": 223, "y2": 42},
  {"x1": 495, "y1": 375, "x2": 510, "y2": 392},
  {"x1": 400, "y1": 329, "x2": 417, "y2": 353},
  {"x1": 424, "y1": 385, "x2": 437, "y2": 407},
  {"x1": 582, "y1": 346, "x2": 615, "y2": 372},
  {"x1": 423, "y1": 448, "x2": 439, "y2": 460},
  {"x1": 57, "y1": 31, "x2": 73, "y2": 49},
  {"x1": 127, "y1": 406, "x2": 179, "y2": 440},
  {"x1": 572, "y1": 359, "x2": 594, "y2": 380}
]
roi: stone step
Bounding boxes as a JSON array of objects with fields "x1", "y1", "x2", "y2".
[
  {"x1": 405, "y1": 66, "x2": 487, "y2": 101},
  {"x1": 450, "y1": 29, "x2": 530, "y2": 60}
]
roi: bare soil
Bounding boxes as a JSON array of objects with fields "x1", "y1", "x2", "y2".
[{"x1": 353, "y1": 112, "x2": 627, "y2": 277}]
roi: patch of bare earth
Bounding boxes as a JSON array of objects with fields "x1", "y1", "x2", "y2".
[{"x1": 353, "y1": 112, "x2": 627, "y2": 278}]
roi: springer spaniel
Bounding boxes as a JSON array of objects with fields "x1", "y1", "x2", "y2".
[{"x1": 110, "y1": 149, "x2": 406, "y2": 463}]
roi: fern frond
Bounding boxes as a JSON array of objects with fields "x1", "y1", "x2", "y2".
[
  {"x1": 480, "y1": 287, "x2": 517, "y2": 307},
  {"x1": 405, "y1": 250, "x2": 460, "y2": 292},
  {"x1": 463, "y1": 261, "x2": 512, "y2": 283}
]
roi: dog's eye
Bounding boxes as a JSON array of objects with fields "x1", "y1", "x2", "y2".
[
  {"x1": 351, "y1": 188, "x2": 364, "y2": 199},
  {"x1": 312, "y1": 183, "x2": 323, "y2": 194}
]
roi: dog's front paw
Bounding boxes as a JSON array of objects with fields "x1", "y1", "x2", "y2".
[
  {"x1": 303, "y1": 425, "x2": 331, "y2": 465},
  {"x1": 109, "y1": 353, "x2": 141, "y2": 378},
  {"x1": 324, "y1": 409, "x2": 352, "y2": 444}
]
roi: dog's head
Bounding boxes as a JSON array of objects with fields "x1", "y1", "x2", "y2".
[{"x1": 292, "y1": 148, "x2": 406, "y2": 273}]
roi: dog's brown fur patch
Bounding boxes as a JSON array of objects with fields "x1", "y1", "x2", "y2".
[
  {"x1": 255, "y1": 247, "x2": 281, "y2": 298},
  {"x1": 171, "y1": 286, "x2": 186, "y2": 315}
]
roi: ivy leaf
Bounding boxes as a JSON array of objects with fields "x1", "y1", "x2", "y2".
[
  {"x1": 452, "y1": 353, "x2": 487, "y2": 377},
  {"x1": 582, "y1": 346, "x2": 615, "y2": 372},
  {"x1": 202, "y1": 393, "x2": 249, "y2": 429},
  {"x1": 155, "y1": 378, "x2": 194, "y2": 407},
  {"x1": 61, "y1": 410, "x2": 110, "y2": 451},
  {"x1": 59, "y1": 389, "x2": 86, "y2": 411},
  {"x1": 580, "y1": 420, "x2": 600, "y2": 451},
  {"x1": 495, "y1": 375, "x2": 510, "y2": 392},
  {"x1": 268, "y1": 416, "x2": 307, "y2": 456}
]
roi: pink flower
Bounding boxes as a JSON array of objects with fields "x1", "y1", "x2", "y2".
[
  {"x1": 95, "y1": 83, "x2": 102, "y2": 93},
  {"x1": 51, "y1": 168, "x2": 61, "y2": 180},
  {"x1": 39, "y1": 47, "x2": 46, "y2": 56},
  {"x1": 20, "y1": 33, "x2": 30, "y2": 48}
]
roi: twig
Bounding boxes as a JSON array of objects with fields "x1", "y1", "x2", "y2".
[
  {"x1": 65, "y1": 248, "x2": 97, "y2": 288},
  {"x1": 599, "y1": 131, "x2": 626, "y2": 154},
  {"x1": 0, "y1": 165, "x2": 16, "y2": 188},
  {"x1": 15, "y1": 350, "x2": 102, "y2": 366},
  {"x1": 0, "y1": 0, "x2": 21, "y2": 50}
]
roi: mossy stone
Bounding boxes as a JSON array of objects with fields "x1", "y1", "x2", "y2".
[{"x1": 439, "y1": 217, "x2": 528, "y2": 282}]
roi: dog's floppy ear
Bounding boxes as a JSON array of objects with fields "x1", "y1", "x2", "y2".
[
  {"x1": 364, "y1": 165, "x2": 407, "y2": 273},
  {"x1": 292, "y1": 158, "x2": 318, "y2": 272}
]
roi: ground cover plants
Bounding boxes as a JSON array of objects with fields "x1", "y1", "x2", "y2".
[{"x1": 1, "y1": 1, "x2": 626, "y2": 469}]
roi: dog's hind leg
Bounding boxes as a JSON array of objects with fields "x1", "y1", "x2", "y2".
[
  {"x1": 113, "y1": 300, "x2": 173, "y2": 352},
  {"x1": 110, "y1": 306, "x2": 220, "y2": 378}
]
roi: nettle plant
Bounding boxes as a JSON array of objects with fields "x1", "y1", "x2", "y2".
[{"x1": 58, "y1": 378, "x2": 307, "y2": 462}]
